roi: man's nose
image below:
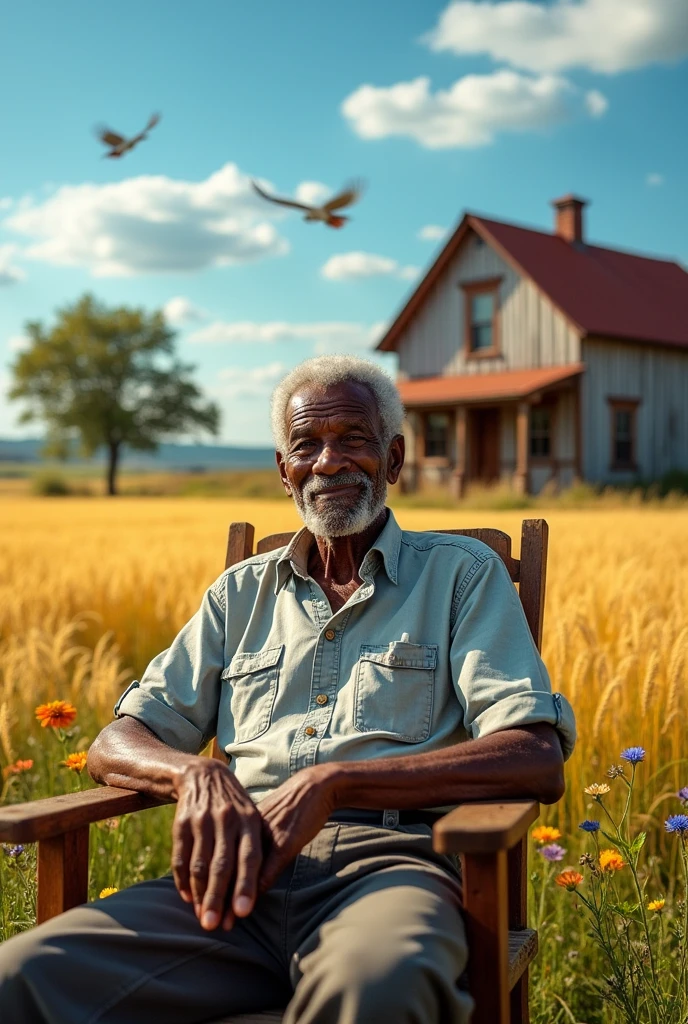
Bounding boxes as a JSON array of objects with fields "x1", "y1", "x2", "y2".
[{"x1": 312, "y1": 442, "x2": 351, "y2": 475}]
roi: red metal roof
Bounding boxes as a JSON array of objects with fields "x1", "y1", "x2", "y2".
[
  {"x1": 397, "y1": 364, "x2": 585, "y2": 408},
  {"x1": 377, "y1": 213, "x2": 688, "y2": 352}
]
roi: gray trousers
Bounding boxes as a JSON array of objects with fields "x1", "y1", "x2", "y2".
[{"x1": 0, "y1": 823, "x2": 473, "y2": 1024}]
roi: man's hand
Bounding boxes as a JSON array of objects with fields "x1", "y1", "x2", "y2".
[
  {"x1": 257, "y1": 765, "x2": 338, "y2": 892},
  {"x1": 172, "y1": 759, "x2": 263, "y2": 931}
]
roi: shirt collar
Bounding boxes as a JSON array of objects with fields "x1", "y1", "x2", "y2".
[{"x1": 274, "y1": 508, "x2": 401, "y2": 594}]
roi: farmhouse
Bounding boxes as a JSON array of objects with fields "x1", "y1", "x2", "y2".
[{"x1": 378, "y1": 196, "x2": 688, "y2": 495}]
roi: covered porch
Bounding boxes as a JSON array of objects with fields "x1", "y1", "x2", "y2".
[{"x1": 396, "y1": 365, "x2": 585, "y2": 496}]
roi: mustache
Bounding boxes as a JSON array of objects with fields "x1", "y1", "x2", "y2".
[{"x1": 301, "y1": 472, "x2": 370, "y2": 498}]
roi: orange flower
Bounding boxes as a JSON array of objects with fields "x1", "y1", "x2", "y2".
[
  {"x1": 35, "y1": 700, "x2": 77, "y2": 729},
  {"x1": 62, "y1": 751, "x2": 88, "y2": 773},
  {"x1": 532, "y1": 825, "x2": 562, "y2": 844},
  {"x1": 555, "y1": 870, "x2": 584, "y2": 891},
  {"x1": 2, "y1": 759, "x2": 33, "y2": 779},
  {"x1": 647, "y1": 898, "x2": 665, "y2": 912},
  {"x1": 599, "y1": 848, "x2": 626, "y2": 872}
]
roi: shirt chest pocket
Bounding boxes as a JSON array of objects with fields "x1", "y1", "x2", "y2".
[
  {"x1": 222, "y1": 645, "x2": 283, "y2": 743},
  {"x1": 354, "y1": 642, "x2": 438, "y2": 743}
]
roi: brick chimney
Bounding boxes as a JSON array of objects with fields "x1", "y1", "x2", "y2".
[{"x1": 551, "y1": 194, "x2": 587, "y2": 244}]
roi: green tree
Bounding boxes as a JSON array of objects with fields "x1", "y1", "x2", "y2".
[{"x1": 9, "y1": 294, "x2": 220, "y2": 495}]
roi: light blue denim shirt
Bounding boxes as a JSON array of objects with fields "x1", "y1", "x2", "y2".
[{"x1": 115, "y1": 510, "x2": 576, "y2": 803}]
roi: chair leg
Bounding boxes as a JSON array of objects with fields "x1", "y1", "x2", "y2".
[
  {"x1": 461, "y1": 850, "x2": 510, "y2": 1024},
  {"x1": 510, "y1": 969, "x2": 529, "y2": 1024}
]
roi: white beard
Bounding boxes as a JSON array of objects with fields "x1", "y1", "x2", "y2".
[{"x1": 291, "y1": 471, "x2": 387, "y2": 539}]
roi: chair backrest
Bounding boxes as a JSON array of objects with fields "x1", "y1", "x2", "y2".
[{"x1": 224, "y1": 518, "x2": 549, "y2": 651}]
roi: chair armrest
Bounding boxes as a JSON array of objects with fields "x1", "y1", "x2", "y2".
[
  {"x1": 433, "y1": 800, "x2": 539, "y2": 855},
  {"x1": 0, "y1": 786, "x2": 172, "y2": 843}
]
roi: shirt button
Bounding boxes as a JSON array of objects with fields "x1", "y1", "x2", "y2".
[
  {"x1": 304, "y1": 726, "x2": 317, "y2": 736},
  {"x1": 324, "y1": 629, "x2": 336, "y2": 641},
  {"x1": 316, "y1": 694, "x2": 328, "y2": 706}
]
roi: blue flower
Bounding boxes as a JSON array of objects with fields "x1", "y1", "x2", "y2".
[
  {"x1": 678, "y1": 787, "x2": 688, "y2": 806},
  {"x1": 538, "y1": 843, "x2": 567, "y2": 862},
  {"x1": 665, "y1": 814, "x2": 688, "y2": 835},
  {"x1": 620, "y1": 747, "x2": 646, "y2": 764},
  {"x1": 2, "y1": 844, "x2": 24, "y2": 858},
  {"x1": 579, "y1": 820, "x2": 601, "y2": 833}
]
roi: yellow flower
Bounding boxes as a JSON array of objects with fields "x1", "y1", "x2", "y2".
[
  {"x1": 647, "y1": 898, "x2": 665, "y2": 912},
  {"x1": 532, "y1": 825, "x2": 563, "y2": 844},
  {"x1": 599, "y1": 848, "x2": 626, "y2": 872},
  {"x1": 62, "y1": 751, "x2": 88, "y2": 773},
  {"x1": 584, "y1": 783, "x2": 611, "y2": 797},
  {"x1": 99, "y1": 887, "x2": 118, "y2": 899},
  {"x1": 555, "y1": 870, "x2": 584, "y2": 891},
  {"x1": 35, "y1": 700, "x2": 77, "y2": 729}
]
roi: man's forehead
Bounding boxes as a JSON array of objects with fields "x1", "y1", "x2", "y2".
[{"x1": 286, "y1": 380, "x2": 378, "y2": 427}]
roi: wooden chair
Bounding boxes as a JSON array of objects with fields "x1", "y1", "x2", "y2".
[{"x1": 0, "y1": 518, "x2": 550, "y2": 1024}]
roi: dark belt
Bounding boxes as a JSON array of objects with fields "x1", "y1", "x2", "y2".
[{"x1": 328, "y1": 808, "x2": 441, "y2": 829}]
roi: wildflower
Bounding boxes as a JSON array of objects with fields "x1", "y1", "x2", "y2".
[
  {"x1": 678, "y1": 787, "x2": 688, "y2": 806},
  {"x1": 647, "y1": 898, "x2": 665, "y2": 912},
  {"x1": 98, "y1": 887, "x2": 118, "y2": 899},
  {"x1": 35, "y1": 700, "x2": 77, "y2": 729},
  {"x1": 1, "y1": 759, "x2": 33, "y2": 779},
  {"x1": 665, "y1": 814, "x2": 688, "y2": 835},
  {"x1": 2, "y1": 845, "x2": 25, "y2": 858},
  {"x1": 556, "y1": 870, "x2": 584, "y2": 891},
  {"x1": 607, "y1": 764, "x2": 625, "y2": 779},
  {"x1": 539, "y1": 843, "x2": 566, "y2": 862},
  {"x1": 578, "y1": 820, "x2": 601, "y2": 833},
  {"x1": 584, "y1": 783, "x2": 611, "y2": 797},
  {"x1": 532, "y1": 825, "x2": 562, "y2": 844},
  {"x1": 620, "y1": 746, "x2": 645, "y2": 764},
  {"x1": 599, "y1": 848, "x2": 626, "y2": 872},
  {"x1": 579, "y1": 852, "x2": 596, "y2": 869},
  {"x1": 105, "y1": 818, "x2": 120, "y2": 830},
  {"x1": 62, "y1": 752, "x2": 88, "y2": 773}
]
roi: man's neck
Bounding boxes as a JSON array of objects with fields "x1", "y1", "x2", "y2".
[{"x1": 308, "y1": 509, "x2": 388, "y2": 588}]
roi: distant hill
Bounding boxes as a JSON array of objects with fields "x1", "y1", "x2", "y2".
[{"x1": 0, "y1": 438, "x2": 276, "y2": 471}]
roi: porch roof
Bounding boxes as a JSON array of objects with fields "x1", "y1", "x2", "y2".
[{"x1": 397, "y1": 363, "x2": 585, "y2": 408}]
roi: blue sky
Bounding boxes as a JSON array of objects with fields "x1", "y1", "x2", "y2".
[{"x1": 1, "y1": 0, "x2": 687, "y2": 444}]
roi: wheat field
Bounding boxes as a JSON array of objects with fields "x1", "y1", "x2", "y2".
[{"x1": 1, "y1": 497, "x2": 687, "y2": 1021}]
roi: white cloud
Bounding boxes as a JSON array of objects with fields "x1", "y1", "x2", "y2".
[
  {"x1": 321, "y1": 251, "x2": 420, "y2": 281},
  {"x1": 188, "y1": 319, "x2": 385, "y2": 353},
  {"x1": 584, "y1": 90, "x2": 609, "y2": 116},
  {"x1": 646, "y1": 172, "x2": 665, "y2": 187},
  {"x1": 7, "y1": 334, "x2": 30, "y2": 353},
  {"x1": 0, "y1": 244, "x2": 25, "y2": 285},
  {"x1": 163, "y1": 296, "x2": 208, "y2": 327},
  {"x1": 342, "y1": 71, "x2": 605, "y2": 149},
  {"x1": 424, "y1": 0, "x2": 688, "y2": 75},
  {"x1": 3, "y1": 163, "x2": 290, "y2": 277},
  {"x1": 0, "y1": 197, "x2": 13, "y2": 211},
  {"x1": 418, "y1": 224, "x2": 448, "y2": 242},
  {"x1": 215, "y1": 361, "x2": 286, "y2": 399},
  {"x1": 294, "y1": 181, "x2": 331, "y2": 206}
]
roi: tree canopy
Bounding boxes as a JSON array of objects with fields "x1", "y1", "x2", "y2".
[{"x1": 9, "y1": 294, "x2": 220, "y2": 494}]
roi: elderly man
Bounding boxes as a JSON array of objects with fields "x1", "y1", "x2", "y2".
[{"x1": 0, "y1": 356, "x2": 575, "y2": 1024}]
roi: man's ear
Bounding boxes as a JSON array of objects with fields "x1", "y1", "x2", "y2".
[
  {"x1": 386, "y1": 434, "x2": 405, "y2": 485},
  {"x1": 276, "y1": 451, "x2": 293, "y2": 496}
]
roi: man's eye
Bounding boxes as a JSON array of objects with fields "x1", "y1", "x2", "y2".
[
  {"x1": 345, "y1": 435, "x2": 367, "y2": 445},
  {"x1": 292, "y1": 440, "x2": 315, "y2": 453}
]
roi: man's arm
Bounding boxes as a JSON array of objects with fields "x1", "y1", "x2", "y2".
[{"x1": 88, "y1": 716, "x2": 263, "y2": 932}]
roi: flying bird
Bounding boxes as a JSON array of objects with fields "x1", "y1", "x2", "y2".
[
  {"x1": 251, "y1": 179, "x2": 364, "y2": 228},
  {"x1": 96, "y1": 113, "x2": 161, "y2": 158}
]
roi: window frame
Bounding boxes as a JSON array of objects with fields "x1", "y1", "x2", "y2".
[
  {"x1": 461, "y1": 278, "x2": 502, "y2": 359},
  {"x1": 529, "y1": 402, "x2": 554, "y2": 461},
  {"x1": 423, "y1": 411, "x2": 451, "y2": 460},
  {"x1": 608, "y1": 396, "x2": 641, "y2": 471}
]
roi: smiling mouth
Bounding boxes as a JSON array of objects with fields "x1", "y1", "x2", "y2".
[{"x1": 311, "y1": 484, "x2": 362, "y2": 499}]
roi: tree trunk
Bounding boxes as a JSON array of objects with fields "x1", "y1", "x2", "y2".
[{"x1": 106, "y1": 441, "x2": 120, "y2": 496}]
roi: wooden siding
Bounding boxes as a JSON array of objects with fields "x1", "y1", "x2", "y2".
[
  {"x1": 581, "y1": 339, "x2": 688, "y2": 482},
  {"x1": 396, "y1": 232, "x2": 581, "y2": 379}
]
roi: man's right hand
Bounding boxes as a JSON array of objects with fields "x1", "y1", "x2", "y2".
[{"x1": 171, "y1": 759, "x2": 263, "y2": 931}]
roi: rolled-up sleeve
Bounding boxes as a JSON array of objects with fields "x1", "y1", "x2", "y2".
[
  {"x1": 114, "y1": 584, "x2": 226, "y2": 754},
  {"x1": 451, "y1": 555, "x2": 576, "y2": 760}
]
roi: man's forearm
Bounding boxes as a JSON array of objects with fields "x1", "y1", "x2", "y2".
[{"x1": 325, "y1": 723, "x2": 565, "y2": 810}]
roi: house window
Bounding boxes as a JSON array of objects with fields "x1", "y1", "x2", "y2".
[
  {"x1": 462, "y1": 279, "x2": 501, "y2": 356},
  {"x1": 609, "y1": 399, "x2": 639, "y2": 469},
  {"x1": 425, "y1": 413, "x2": 449, "y2": 458},
  {"x1": 530, "y1": 406, "x2": 552, "y2": 458}
]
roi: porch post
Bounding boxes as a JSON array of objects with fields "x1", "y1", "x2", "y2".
[
  {"x1": 452, "y1": 405, "x2": 467, "y2": 498},
  {"x1": 514, "y1": 401, "x2": 530, "y2": 494},
  {"x1": 406, "y1": 410, "x2": 425, "y2": 492}
]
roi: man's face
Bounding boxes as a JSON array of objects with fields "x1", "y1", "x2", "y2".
[{"x1": 277, "y1": 380, "x2": 404, "y2": 538}]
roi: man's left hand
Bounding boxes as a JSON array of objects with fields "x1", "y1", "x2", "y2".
[{"x1": 257, "y1": 765, "x2": 338, "y2": 892}]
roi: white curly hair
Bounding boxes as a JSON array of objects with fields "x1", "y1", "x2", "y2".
[{"x1": 270, "y1": 355, "x2": 405, "y2": 455}]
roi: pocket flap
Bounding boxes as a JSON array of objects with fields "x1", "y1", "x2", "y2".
[
  {"x1": 224, "y1": 645, "x2": 284, "y2": 678},
  {"x1": 359, "y1": 643, "x2": 438, "y2": 671}
]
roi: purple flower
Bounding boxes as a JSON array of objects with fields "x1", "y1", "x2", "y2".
[
  {"x1": 620, "y1": 747, "x2": 645, "y2": 764},
  {"x1": 665, "y1": 814, "x2": 688, "y2": 835},
  {"x1": 579, "y1": 820, "x2": 601, "y2": 833},
  {"x1": 539, "y1": 843, "x2": 566, "y2": 862},
  {"x1": 3, "y1": 844, "x2": 24, "y2": 858},
  {"x1": 678, "y1": 787, "x2": 688, "y2": 806}
]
